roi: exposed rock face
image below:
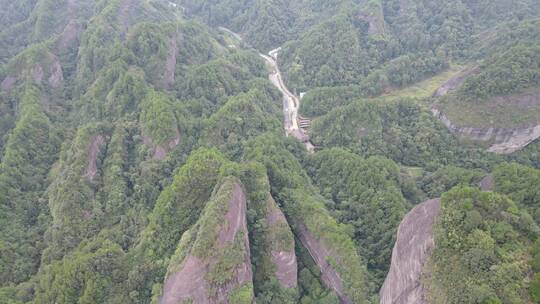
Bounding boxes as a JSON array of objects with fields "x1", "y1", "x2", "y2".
[
  {"x1": 297, "y1": 224, "x2": 351, "y2": 304},
  {"x1": 160, "y1": 255, "x2": 210, "y2": 304},
  {"x1": 119, "y1": 0, "x2": 133, "y2": 34},
  {"x1": 487, "y1": 124, "x2": 540, "y2": 154},
  {"x1": 433, "y1": 66, "x2": 479, "y2": 97},
  {"x1": 265, "y1": 197, "x2": 297, "y2": 289},
  {"x1": 271, "y1": 251, "x2": 297, "y2": 288},
  {"x1": 5, "y1": 53, "x2": 65, "y2": 91},
  {"x1": 432, "y1": 108, "x2": 540, "y2": 154},
  {"x1": 83, "y1": 135, "x2": 105, "y2": 180},
  {"x1": 48, "y1": 60, "x2": 64, "y2": 88},
  {"x1": 31, "y1": 65, "x2": 44, "y2": 84},
  {"x1": 142, "y1": 129, "x2": 181, "y2": 160},
  {"x1": 56, "y1": 20, "x2": 83, "y2": 51},
  {"x1": 163, "y1": 36, "x2": 178, "y2": 89},
  {"x1": 380, "y1": 198, "x2": 441, "y2": 304},
  {"x1": 160, "y1": 181, "x2": 253, "y2": 304},
  {"x1": 398, "y1": 0, "x2": 413, "y2": 15},
  {"x1": 479, "y1": 174, "x2": 494, "y2": 191},
  {"x1": 1, "y1": 76, "x2": 16, "y2": 92},
  {"x1": 359, "y1": 5, "x2": 385, "y2": 37}
]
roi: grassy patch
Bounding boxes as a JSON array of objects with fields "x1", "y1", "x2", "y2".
[
  {"x1": 382, "y1": 65, "x2": 465, "y2": 102},
  {"x1": 228, "y1": 284, "x2": 253, "y2": 304},
  {"x1": 401, "y1": 166, "x2": 424, "y2": 179}
]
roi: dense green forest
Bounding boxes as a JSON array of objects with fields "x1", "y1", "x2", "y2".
[{"x1": 0, "y1": 0, "x2": 539, "y2": 303}]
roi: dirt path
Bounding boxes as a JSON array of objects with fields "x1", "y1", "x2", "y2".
[{"x1": 379, "y1": 198, "x2": 441, "y2": 304}]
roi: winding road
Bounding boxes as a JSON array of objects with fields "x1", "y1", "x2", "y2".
[{"x1": 219, "y1": 27, "x2": 315, "y2": 152}]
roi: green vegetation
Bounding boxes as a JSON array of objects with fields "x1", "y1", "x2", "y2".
[
  {"x1": 307, "y1": 149, "x2": 408, "y2": 284},
  {"x1": 199, "y1": 84, "x2": 281, "y2": 158},
  {"x1": 139, "y1": 90, "x2": 179, "y2": 146},
  {"x1": 0, "y1": 86, "x2": 58, "y2": 285},
  {"x1": 439, "y1": 42, "x2": 540, "y2": 128},
  {"x1": 420, "y1": 165, "x2": 485, "y2": 198},
  {"x1": 299, "y1": 60, "x2": 458, "y2": 118},
  {"x1": 43, "y1": 124, "x2": 108, "y2": 262},
  {"x1": 163, "y1": 176, "x2": 254, "y2": 301},
  {"x1": 493, "y1": 163, "x2": 540, "y2": 223},
  {"x1": 310, "y1": 98, "x2": 497, "y2": 168},
  {"x1": 245, "y1": 134, "x2": 370, "y2": 302},
  {"x1": 428, "y1": 187, "x2": 538, "y2": 304},
  {"x1": 1, "y1": 1, "x2": 540, "y2": 303},
  {"x1": 229, "y1": 284, "x2": 254, "y2": 304},
  {"x1": 458, "y1": 45, "x2": 540, "y2": 100},
  {"x1": 32, "y1": 238, "x2": 130, "y2": 304},
  {"x1": 137, "y1": 148, "x2": 226, "y2": 260}
]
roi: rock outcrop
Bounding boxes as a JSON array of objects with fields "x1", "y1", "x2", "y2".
[
  {"x1": 142, "y1": 128, "x2": 181, "y2": 160},
  {"x1": 432, "y1": 107, "x2": 540, "y2": 154},
  {"x1": 162, "y1": 35, "x2": 178, "y2": 89},
  {"x1": 264, "y1": 196, "x2": 297, "y2": 289},
  {"x1": 83, "y1": 135, "x2": 105, "y2": 180},
  {"x1": 160, "y1": 178, "x2": 254, "y2": 304},
  {"x1": 2, "y1": 54, "x2": 65, "y2": 92},
  {"x1": 1, "y1": 76, "x2": 16, "y2": 91},
  {"x1": 380, "y1": 198, "x2": 441, "y2": 304},
  {"x1": 359, "y1": 2, "x2": 386, "y2": 37},
  {"x1": 296, "y1": 224, "x2": 352, "y2": 304},
  {"x1": 479, "y1": 174, "x2": 494, "y2": 191},
  {"x1": 433, "y1": 67, "x2": 540, "y2": 154}
]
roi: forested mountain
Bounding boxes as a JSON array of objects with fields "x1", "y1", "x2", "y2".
[{"x1": 0, "y1": 0, "x2": 539, "y2": 303}]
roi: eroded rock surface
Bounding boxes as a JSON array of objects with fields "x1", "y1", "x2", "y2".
[
  {"x1": 48, "y1": 60, "x2": 64, "y2": 88},
  {"x1": 297, "y1": 224, "x2": 351, "y2": 304},
  {"x1": 1, "y1": 76, "x2": 16, "y2": 91},
  {"x1": 487, "y1": 124, "x2": 540, "y2": 154},
  {"x1": 432, "y1": 107, "x2": 540, "y2": 154},
  {"x1": 83, "y1": 135, "x2": 105, "y2": 180},
  {"x1": 119, "y1": 0, "x2": 133, "y2": 34},
  {"x1": 56, "y1": 20, "x2": 83, "y2": 51},
  {"x1": 265, "y1": 197, "x2": 297, "y2": 289},
  {"x1": 32, "y1": 65, "x2": 44, "y2": 84},
  {"x1": 142, "y1": 129, "x2": 180, "y2": 160},
  {"x1": 479, "y1": 174, "x2": 494, "y2": 191},
  {"x1": 380, "y1": 198, "x2": 441, "y2": 304},
  {"x1": 163, "y1": 36, "x2": 178, "y2": 89},
  {"x1": 160, "y1": 180, "x2": 253, "y2": 304}
]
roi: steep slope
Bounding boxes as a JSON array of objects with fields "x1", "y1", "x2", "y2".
[
  {"x1": 263, "y1": 195, "x2": 298, "y2": 289},
  {"x1": 425, "y1": 187, "x2": 537, "y2": 303},
  {"x1": 0, "y1": 86, "x2": 58, "y2": 285},
  {"x1": 432, "y1": 35, "x2": 540, "y2": 154},
  {"x1": 160, "y1": 177, "x2": 254, "y2": 304},
  {"x1": 379, "y1": 198, "x2": 440, "y2": 304},
  {"x1": 2, "y1": 1, "x2": 540, "y2": 303},
  {"x1": 245, "y1": 134, "x2": 370, "y2": 303}
]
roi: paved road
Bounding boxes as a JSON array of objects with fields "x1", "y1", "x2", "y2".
[{"x1": 218, "y1": 27, "x2": 315, "y2": 152}]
